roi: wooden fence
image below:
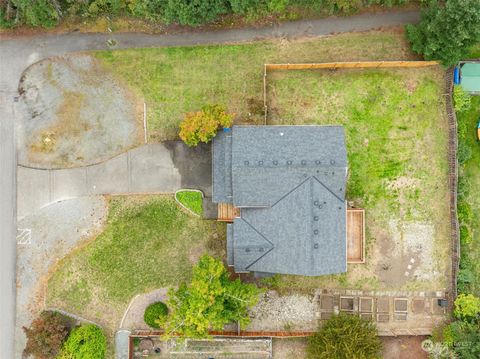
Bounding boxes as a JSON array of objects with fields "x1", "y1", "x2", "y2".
[{"x1": 263, "y1": 60, "x2": 439, "y2": 124}]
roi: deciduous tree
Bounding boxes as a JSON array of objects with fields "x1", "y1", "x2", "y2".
[
  {"x1": 406, "y1": 0, "x2": 480, "y2": 66},
  {"x1": 163, "y1": 255, "x2": 260, "y2": 338},
  {"x1": 179, "y1": 104, "x2": 234, "y2": 147}
]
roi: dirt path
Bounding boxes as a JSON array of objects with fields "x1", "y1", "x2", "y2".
[{"x1": 0, "y1": 9, "x2": 421, "y2": 357}]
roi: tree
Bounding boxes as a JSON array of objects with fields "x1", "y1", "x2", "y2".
[
  {"x1": 454, "y1": 293, "x2": 480, "y2": 321},
  {"x1": 179, "y1": 104, "x2": 234, "y2": 147},
  {"x1": 57, "y1": 324, "x2": 106, "y2": 359},
  {"x1": 163, "y1": 255, "x2": 260, "y2": 338},
  {"x1": 23, "y1": 311, "x2": 70, "y2": 359},
  {"x1": 406, "y1": 0, "x2": 480, "y2": 66},
  {"x1": 307, "y1": 313, "x2": 382, "y2": 359}
]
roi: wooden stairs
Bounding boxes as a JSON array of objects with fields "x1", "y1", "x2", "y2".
[{"x1": 218, "y1": 203, "x2": 240, "y2": 222}]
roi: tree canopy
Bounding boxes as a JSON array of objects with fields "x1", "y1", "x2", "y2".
[
  {"x1": 406, "y1": 0, "x2": 480, "y2": 66},
  {"x1": 163, "y1": 255, "x2": 260, "y2": 338}
]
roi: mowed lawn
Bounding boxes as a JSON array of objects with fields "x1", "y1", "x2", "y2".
[
  {"x1": 94, "y1": 30, "x2": 417, "y2": 141},
  {"x1": 46, "y1": 195, "x2": 225, "y2": 335},
  {"x1": 264, "y1": 67, "x2": 450, "y2": 292},
  {"x1": 457, "y1": 96, "x2": 480, "y2": 296}
]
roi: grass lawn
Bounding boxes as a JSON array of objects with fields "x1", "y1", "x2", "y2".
[
  {"x1": 263, "y1": 66, "x2": 450, "y2": 292},
  {"x1": 46, "y1": 195, "x2": 225, "y2": 336},
  {"x1": 457, "y1": 96, "x2": 480, "y2": 296},
  {"x1": 175, "y1": 190, "x2": 203, "y2": 216},
  {"x1": 94, "y1": 30, "x2": 418, "y2": 141}
]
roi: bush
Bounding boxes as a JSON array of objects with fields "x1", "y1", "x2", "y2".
[
  {"x1": 406, "y1": 0, "x2": 480, "y2": 66},
  {"x1": 179, "y1": 104, "x2": 234, "y2": 147},
  {"x1": 163, "y1": 0, "x2": 228, "y2": 26},
  {"x1": 58, "y1": 324, "x2": 106, "y2": 359},
  {"x1": 454, "y1": 86, "x2": 472, "y2": 113},
  {"x1": 144, "y1": 301, "x2": 169, "y2": 328},
  {"x1": 442, "y1": 320, "x2": 480, "y2": 358},
  {"x1": 23, "y1": 311, "x2": 71, "y2": 359},
  {"x1": 307, "y1": 313, "x2": 382, "y2": 359},
  {"x1": 457, "y1": 200, "x2": 473, "y2": 225},
  {"x1": 454, "y1": 294, "x2": 480, "y2": 321}
]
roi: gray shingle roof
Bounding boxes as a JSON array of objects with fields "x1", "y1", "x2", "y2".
[{"x1": 212, "y1": 125, "x2": 348, "y2": 276}]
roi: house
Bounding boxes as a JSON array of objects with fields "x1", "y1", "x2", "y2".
[{"x1": 212, "y1": 125, "x2": 349, "y2": 276}]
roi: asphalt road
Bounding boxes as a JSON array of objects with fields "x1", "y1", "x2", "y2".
[{"x1": 0, "y1": 9, "x2": 420, "y2": 356}]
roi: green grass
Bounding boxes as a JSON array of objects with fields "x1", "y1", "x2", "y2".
[
  {"x1": 46, "y1": 195, "x2": 225, "y2": 335},
  {"x1": 175, "y1": 190, "x2": 203, "y2": 216},
  {"x1": 264, "y1": 66, "x2": 450, "y2": 292},
  {"x1": 94, "y1": 30, "x2": 418, "y2": 141},
  {"x1": 457, "y1": 96, "x2": 480, "y2": 296}
]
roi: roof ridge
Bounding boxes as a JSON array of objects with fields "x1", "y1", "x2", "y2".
[
  {"x1": 270, "y1": 176, "x2": 312, "y2": 208},
  {"x1": 238, "y1": 218, "x2": 275, "y2": 270},
  {"x1": 312, "y1": 176, "x2": 344, "y2": 203}
]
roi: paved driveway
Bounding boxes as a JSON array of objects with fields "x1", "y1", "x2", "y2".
[
  {"x1": 0, "y1": 9, "x2": 420, "y2": 356},
  {"x1": 17, "y1": 142, "x2": 212, "y2": 219}
]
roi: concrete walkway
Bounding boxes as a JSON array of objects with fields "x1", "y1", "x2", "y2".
[
  {"x1": 17, "y1": 142, "x2": 212, "y2": 219},
  {"x1": 0, "y1": 9, "x2": 421, "y2": 357}
]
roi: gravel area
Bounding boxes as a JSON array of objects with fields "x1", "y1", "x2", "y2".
[
  {"x1": 15, "y1": 196, "x2": 107, "y2": 357},
  {"x1": 248, "y1": 291, "x2": 317, "y2": 332},
  {"x1": 17, "y1": 54, "x2": 142, "y2": 168}
]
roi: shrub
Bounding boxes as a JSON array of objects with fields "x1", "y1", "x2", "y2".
[
  {"x1": 457, "y1": 200, "x2": 473, "y2": 225},
  {"x1": 454, "y1": 86, "x2": 472, "y2": 113},
  {"x1": 460, "y1": 225, "x2": 473, "y2": 246},
  {"x1": 163, "y1": 0, "x2": 228, "y2": 25},
  {"x1": 58, "y1": 324, "x2": 106, "y2": 359},
  {"x1": 179, "y1": 104, "x2": 234, "y2": 147},
  {"x1": 144, "y1": 301, "x2": 169, "y2": 329},
  {"x1": 23, "y1": 311, "x2": 71, "y2": 359},
  {"x1": 442, "y1": 320, "x2": 480, "y2": 358},
  {"x1": 454, "y1": 294, "x2": 480, "y2": 321},
  {"x1": 306, "y1": 313, "x2": 382, "y2": 359},
  {"x1": 458, "y1": 141, "x2": 473, "y2": 165},
  {"x1": 406, "y1": 0, "x2": 480, "y2": 66}
]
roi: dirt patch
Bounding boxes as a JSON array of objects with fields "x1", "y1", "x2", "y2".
[
  {"x1": 17, "y1": 54, "x2": 143, "y2": 168},
  {"x1": 272, "y1": 338, "x2": 308, "y2": 359},
  {"x1": 382, "y1": 336, "x2": 428, "y2": 359}
]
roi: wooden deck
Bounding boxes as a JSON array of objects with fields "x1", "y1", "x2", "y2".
[
  {"x1": 347, "y1": 208, "x2": 365, "y2": 264},
  {"x1": 217, "y1": 203, "x2": 240, "y2": 222}
]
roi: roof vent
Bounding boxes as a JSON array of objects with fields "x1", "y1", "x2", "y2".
[
  {"x1": 258, "y1": 160, "x2": 263, "y2": 166},
  {"x1": 314, "y1": 216, "x2": 319, "y2": 221},
  {"x1": 280, "y1": 132, "x2": 284, "y2": 136},
  {"x1": 330, "y1": 160, "x2": 336, "y2": 165},
  {"x1": 315, "y1": 160, "x2": 321, "y2": 165},
  {"x1": 245, "y1": 248, "x2": 251, "y2": 253},
  {"x1": 314, "y1": 230, "x2": 319, "y2": 235},
  {"x1": 301, "y1": 160, "x2": 307, "y2": 165},
  {"x1": 244, "y1": 160, "x2": 249, "y2": 166},
  {"x1": 314, "y1": 200, "x2": 319, "y2": 206},
  {"x1": 314, "y1": 243, "x2": 319, "y2": 249},
  {"x1": 273, "y1": 160, "x2": 278, "y2": 165},
  {"x1": 287, "y1": 160, "x2": 293, "y2": 165}
]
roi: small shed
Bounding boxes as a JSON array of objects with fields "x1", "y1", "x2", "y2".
[{"x1": 459, "y1": 62, "x2": 480, "y2": 94}]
